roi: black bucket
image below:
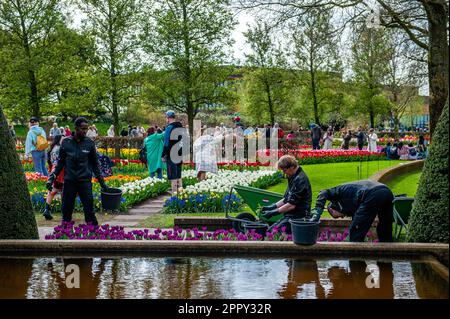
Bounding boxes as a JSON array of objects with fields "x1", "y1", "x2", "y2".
[
  {"x1": 289, "y1": 219, "x2": 320, "y2": 245},
  {"x1": 100, "y1": 188, "x2": 123, "y2": 211},
  {"x1": 243, "y1": 222, "x2": 268, "y2": 237}
]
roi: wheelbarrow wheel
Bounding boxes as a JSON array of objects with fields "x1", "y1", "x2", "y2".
[{"x1": 232, "y1": 212, "x2": 256, "y2": 234}]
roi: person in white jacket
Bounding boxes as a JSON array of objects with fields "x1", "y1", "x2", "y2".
[
  {"x1": 367, "y1": 128, "x2": 378, "y2": 152},
  {"x1": 107, "y1": 125, "x2": 115, "y2": 137},
  {"x1": 323, "y1": 127, "x2": 334, "y2": 149}
]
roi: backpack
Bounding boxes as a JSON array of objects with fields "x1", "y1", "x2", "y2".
[
  {"x1": 139, "y1": 146, "x2": 147, "y2": 164},
  {"x1": 34, "y1": 132, "x2": 49, "y2": 151},
  {"x1": 409, "y1": 147, "x2": 417, "y2": 156}
]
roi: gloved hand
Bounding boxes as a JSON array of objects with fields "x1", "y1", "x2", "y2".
[
  {"x1": 261, "y1": 203, "x2": 278, "y2": 212},
  {"x1": 261, "y1": 208, "x2": 279, "y2": 219},
  {"x1": 307, "y1": 208, "x2": 322, "y2": 222},
  {"x1": 46, "y1": 174, "x2": 56, "y2": 191},
  {"x1": 98, "y1": 176, "x2": 109, "y2": 192}
]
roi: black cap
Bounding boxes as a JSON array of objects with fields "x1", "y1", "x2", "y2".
[{"x1": 29, "y1": 116, "x2": 39, "y2": 123}]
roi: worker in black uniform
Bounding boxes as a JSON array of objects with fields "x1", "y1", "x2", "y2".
[
  {"x1": 46, "y1": 117, "x2": 110, "y2": 225},
  {"x1": 260, "y1": 155, "x2": 312, "y2": 233},
  {"x1": 309, "y1": 180, "x2": 394, "y2": 242}
]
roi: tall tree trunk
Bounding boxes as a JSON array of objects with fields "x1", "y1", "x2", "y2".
[
  {"x1": 310, "y1": 65, "x2": 319, "y2": 125},
  {"x1": 108, "y1": 6, "x2": 120, "y2": 158},
  {"x1": 425, "y1": 2, "x2": 449, "y2": 137},
  {"x1": 0, "y1": 105, "x2": 39, "y2": 239},
  {"x1": 265, "y1": 81, "x2": 275, "y2": 125}
]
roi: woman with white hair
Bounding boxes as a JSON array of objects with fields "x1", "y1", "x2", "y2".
[{"x1": 107, "y1": 125, "x2": 115, "y2": 137}]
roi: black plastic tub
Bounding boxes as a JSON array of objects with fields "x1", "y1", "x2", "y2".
[
  {"x1": 100, "y1": 188, "x2": 123, "y2": 211},
  {"x1": 290, "y1": 219, "x2": 320, "y2": 245}
]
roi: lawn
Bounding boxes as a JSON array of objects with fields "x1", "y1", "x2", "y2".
[
  {"x1": 385, "y1": 171, "x2": 422, "y2": 197},
  {"x1": 137, "y1": 160, "x2": 408, "y2": 228}
]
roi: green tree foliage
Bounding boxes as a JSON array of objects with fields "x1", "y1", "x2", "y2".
[
  {"x1": 351, "y1": 21, "x2": 393, "y2": 128},
  {"x1": 242, "y1": 22, "x2": 294, "y2": 126},
  {"x1": 0, "y1": 105, "x2": 38, "y2": 239},
  {"x1": 142, "y1": 0, "x2": 237, "y2": 140},
  {"x1": 77, "y1": 0, "x2": 145, "y2": 136},
  {"x1": 288, "y1": 8, "x2": 342, "y2": 126},
  {"x1": 0, "y1": 0, "x2": 62, "y2": 118},
  {"x1": 408, "y1": 101, "x2": 448, "y2": 243}
]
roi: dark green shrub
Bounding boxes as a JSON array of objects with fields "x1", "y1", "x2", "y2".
[{"x1": 408, "y1": 102, "x2": 448, "y2": 243}]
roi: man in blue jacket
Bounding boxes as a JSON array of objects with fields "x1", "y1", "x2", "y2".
[{"x1": 162, "y1": 110, "x2": 185, "y2": 193}]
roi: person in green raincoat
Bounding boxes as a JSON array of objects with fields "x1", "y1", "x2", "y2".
[{"x1": 144, "y1": 127, "x2": 165, "y2": 178}]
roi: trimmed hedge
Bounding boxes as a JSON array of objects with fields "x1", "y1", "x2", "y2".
[{"x1": 408, "y1": 102, "x2": 448, "y2": 243}]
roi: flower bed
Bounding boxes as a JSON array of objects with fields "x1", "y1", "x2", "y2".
[
  {"x1": 119, "y1": 177, "x2": 170, "y2": 209},
  {"x1": 263, "y1": 149, "x2": 385, "y2": 164},
  {"x1": 44, "y1": 222, "x2": 378, "y2": 242},
  {"x1": 163, "y1": 169, "x2": 283, "y2": 214}
]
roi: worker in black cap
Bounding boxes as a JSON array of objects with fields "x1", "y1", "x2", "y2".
[
  {"x1": 309, "y1": 180, "x2": 394, "y2": 242},
  {"x1": 46, "y1": 117, "x2": 110, "y2": 225}
]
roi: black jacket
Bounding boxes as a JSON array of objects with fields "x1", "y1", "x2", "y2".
[
  {"x1": 315, "y1": 180, "x2": 390, "y2": 216},
  {"x1": 53, "y1": 136, "x2": 102, "y2": 182},
  {"x1": 283, "y1": 167, "x2": 312, "y2": 216},
  {"x1": 311, "y1": 125, "x2": 322, "y2": 140},
  {"x1": 162, "y1": 121, "x2": 184, "y2": 158}
]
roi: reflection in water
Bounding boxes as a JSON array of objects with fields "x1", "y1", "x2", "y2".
[{"x1": 0, "y1": 257, "x2": 447, "y2": 299}]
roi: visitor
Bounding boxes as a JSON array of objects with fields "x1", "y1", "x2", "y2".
[
  {"x1": 137, "y1": 125, "x2": 145, "y2": 138},
  {"x1": 162, "y1": 110, "x2": 184, "y2": 193},
  {"x1": 308, "y1": 180, "x2": 394, "y2": 242},
  {"x1": 323, "y1": 127, "x2": 333, "y2": 150},
  {"x1": 265, "y1": 124, "x2": 272, "y2": 139},
  {"x1": 49, "y1": 123, "x2": 62, "y2": 138},
  {"x1": 356, "y1": 126, "x2": 365, "y2": 150},
  {"x1": 46, "y1": 117, "x2": 110, "y2": 225},
  {"x1": 417, "y1": 134, "x2": 428, "y2": 158},
  {"x1": 260, "y1": 155, "x2": 312, "y2": 234},
  {"x1": 64, "y1": 126, "x2": 72, "y2": 137},
  {"x1": 381, "y1": 142, "x2": 392, "y2": 159},
  {"x1": 193, "y1": 126, "x2": 221, "y2": 181},
  {"x1": 144, "y1": 127, "x2": 165, "y2": 179},
  {"x1": 273, "y1": 123, "x2": 284, "y2": 139},
  {"x1": 367, "y1": 128, "x2": 378, "y2": 152},
  {"x1": 407, "y1": 143, "x2": 418, "y2": 160},
  {"x1": 86, "y1": 126, "x2": 97, "y2": 139},
  {"x1": 107, "y1": 125, "x2": 115, "y2": 137},
  {"x1": 25, "y1": 117, "x2": 48, "y2": 176},
  {"x1": 286, "y1": 131, "x2": 296, "y2": 141},
  {"x1": 42, "y1": 135, "x2": 65, "y2": 220},
  {"x1": 310, "y1": 123, "x2": 322, "y2": 150},
  {"x1": 127, "y1": 125, "x2": 133, "y2": 136},
  {"x1": 59, "y1": 127, "x2": 65, "y2": 135},
  {"x1": 388, "y1": 142, "x2": 400, "y2": 160},
  {"x1": 129, "y1": 126, "x2": 139, "y2": 138},
  {"x1": 120, "y1": 127, "x2": 128, "y2": 137},
  {"x1": 397, "y1": 142, "x2": 409, "y2": 160},
  {"x1": 341, "y1": 129, "x2": 352, "y2": 150}
]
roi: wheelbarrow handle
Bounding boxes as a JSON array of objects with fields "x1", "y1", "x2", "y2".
[{"x1": 224, "y1": 186, "x2": 234, "y2": 218}]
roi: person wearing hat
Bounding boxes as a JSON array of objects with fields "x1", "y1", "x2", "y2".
[
  {"x1": 308, "y1": 180, "x2": 394, "y2": 242},
  {"x1": 144, "y1": 126, "x2": 165, "y2": 179},
  {"x1": 260, "y1": 155, "x2": 312, "y2": 233},
  {"x1": 162, "y1": 110, "x2": 184, "y2": 193},
  {"x1": 46, "y1": 117, "x2": 110, "y2": 225},
  {"x1": 25, "y1": 116, "x2": 49, "y2": 176},
  {"x1": 310, "y1": 123, "x2": 322, "y2": 150}
]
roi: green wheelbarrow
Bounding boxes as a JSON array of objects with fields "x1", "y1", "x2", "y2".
[{"x1": 225, "y1": 184, "x2": 284, "y2": 233}]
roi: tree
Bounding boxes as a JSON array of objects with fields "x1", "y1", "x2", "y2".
[
  {"x1": 408, "y1": 101, "x2": 448, "y2": 243},
  {"x1": 142, "y1": 0, "x2": 236, "y2": 142},
  {"x1": 238, "y1": 0, "x2": 449, "y2": 135},
  {"x1": 0, "y1": 105, "x2": 38, "y2": 239},
  {"x1": 77, "y1": 0, "x2": 145, "y2": 137},
  {"x1": 0, "y1": 0, "x2": 62, "y2": 118},
  {"x1": 288, "y1": 8, "x2": 342, "y2": 126},
  {"x1": 385, "y1": 30, "x2": 426, "y2": 134},
  {"x1": 243, "y1": 22, "x2": 292, "y2": 125},
  {"x1": 351, "y1": 22, "x2": 391, "y2": 128}
]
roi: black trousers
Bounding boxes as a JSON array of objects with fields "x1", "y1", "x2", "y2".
[
  {"x1": 62, "y1": 180, "x2": 98, "y2": 225},
  {"x1": 312, "y1": 139, "x2": 320, "y2": 150},
  {"x1": 350, "y1": 186, "x2": 394, "y2": 242}
]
